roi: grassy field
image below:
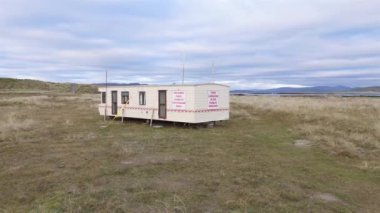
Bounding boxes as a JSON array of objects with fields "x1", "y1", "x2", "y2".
[{"x1": 0, "y1": 92, "x2": 379, "y2": 212}]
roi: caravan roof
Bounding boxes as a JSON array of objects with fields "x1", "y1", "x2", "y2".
[{"x1": 97, "y1": 83, "x2": 229, "y2": 88}]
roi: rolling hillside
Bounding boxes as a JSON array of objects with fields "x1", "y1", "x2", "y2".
[
  {"x1": 0, "y1": 78, "x2": 97, "y2": 93},
  {"x1": 351, "y1": 86, "x2": 380, "y2": 92}
]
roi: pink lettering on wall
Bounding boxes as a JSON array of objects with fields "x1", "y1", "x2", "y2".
[
  {"x1": 172, "y1": 90, "x2": 186, "y2": 109},
  {"x1": 208, "y1": 90, "x2": 219, "y2": 109}
]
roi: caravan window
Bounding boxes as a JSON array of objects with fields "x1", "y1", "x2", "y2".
[
  {"x1": 139, "y1": 91, "x2": 146, "y2": 105},
  {"x1": 121, "y1": 91, "x2": 129, "y2": 104},
  {"x1": 101, "y1": 92, "x2": 106, "y2": 103}
]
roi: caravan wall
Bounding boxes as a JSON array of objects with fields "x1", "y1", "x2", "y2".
[{"x1": 98, "y1": 84, "x2": 229, "y2": 123}]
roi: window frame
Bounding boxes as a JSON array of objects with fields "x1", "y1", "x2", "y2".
[
  {"x1": 101, "y1": 92, "x2": 106, "y2": 104},
  {"x1": 121, "y1": 91, "x2": 129, "y2": 104},
  {"x1": 139, "y1": 91, "x2": 146, "y2": 105}
]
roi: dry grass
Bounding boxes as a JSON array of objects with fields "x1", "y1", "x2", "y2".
[
  {"x1": 0, "y1": 92, "x2": 379, "y2": 212},
  {"x1": 232, "y1": 96, "x2": 380, "y2": 159}
]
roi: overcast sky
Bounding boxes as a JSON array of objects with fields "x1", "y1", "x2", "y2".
[{"x1": 0, "y1": 0, "x2": 379, "y2": 89}]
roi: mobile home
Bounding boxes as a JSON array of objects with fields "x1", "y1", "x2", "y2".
[{"x1": 98, "y1": 83, "x2": 229, "y2": 124}]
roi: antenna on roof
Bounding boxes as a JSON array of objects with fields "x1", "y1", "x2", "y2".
[
  {"x1": 182, "y1": 54, "x2": 185, "y2": 85},
  {"x1": 211, "y1": 62, "x2": 215, "y2": 83}
]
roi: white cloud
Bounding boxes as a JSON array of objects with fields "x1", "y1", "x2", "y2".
[
  {"x1": 215, "y1": 80, "x2": 309, "y2": 90},
  {"x1": 0, "y1": 0, "x2": 379, "y2": 88}
]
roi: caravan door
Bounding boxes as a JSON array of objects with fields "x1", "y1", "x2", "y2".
[
  {"x1": 158, "y1": 90, "x2": 167, "y2": 119},
  {"x1": 111, "y1": 91, "x2": 118, "y2": 115}
]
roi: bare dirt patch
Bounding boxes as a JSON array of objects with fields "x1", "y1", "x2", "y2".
[
  {"x1": 294, "y1": 139, "x2": 312, "y2": 148},
  {"x1": 312, "y1": 192, "x2": 341, "y2": 203}
]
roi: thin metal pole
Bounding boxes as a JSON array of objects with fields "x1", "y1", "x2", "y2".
[
  {"x1": 150, "y1": 109, "x2": 154, "y2": 127},
  {"x1": 121, "y1": 108, "x2": 124, "y2": 123},
  {"x1": 104, "y1": 70, "x2": 108, "y2": 121}
]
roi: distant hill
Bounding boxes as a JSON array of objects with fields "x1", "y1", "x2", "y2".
[
  {"x1": 350, "y1": 86, "x2": 380, "y2": 92},
  {"x1": 232, "y1": 86, "x2": 352, "y2": 94},
  {"x1": 0, "y1": 78, "x2": 98, "y2": 93}
]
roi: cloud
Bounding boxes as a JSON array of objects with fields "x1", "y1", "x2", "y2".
[
  {"x1": 0, "y1": 0, "x2": 379, "y2": 89},
  {"x1": 215, "y1": 80, "x2": 309, "y2": 90}
]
